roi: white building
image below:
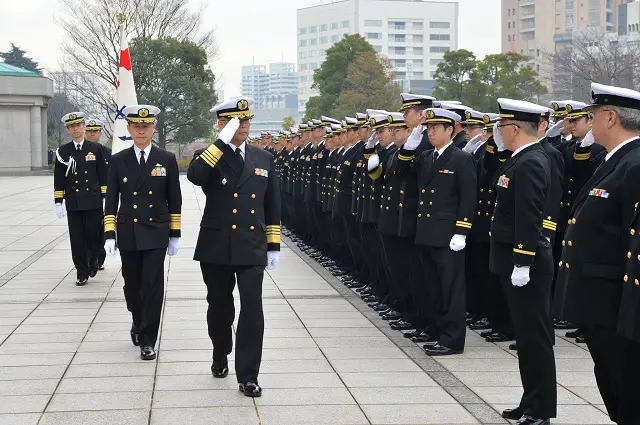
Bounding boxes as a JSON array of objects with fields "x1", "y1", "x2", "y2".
[
  {"x1": 241, "y1": 62, "x2": 298, "y2": 110},
  {"x1": 296, "y1": 0, "x2": 459, "y2": 114},
  {"x1": 241, "y1": 65, "x2": 269, "y2": 109}
]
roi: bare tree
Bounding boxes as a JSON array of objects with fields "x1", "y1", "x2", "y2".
[
  {"x1": 544, "y1": 27, "x2": 640, "y2": 101},
  {"x1": 53, "y1": 0, "x2": 218, "y2": 129}
]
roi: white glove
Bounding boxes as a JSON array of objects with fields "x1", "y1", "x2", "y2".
[
  {"x1": 493, "y1": 123, "x2": 506, "y2": 152},
  {"x1": 449, "y1": 234, "x2": 466, "y2": 252},
  {"x1": 104, "y1": 239, "x2": 117, "y2": 257},
  {"x1": 218, "y1": 118, "x2": 241, "y2": 145},
  {"x1": 463, "y1": 134, "x2": 483, "y2": 153},
  {"x1": 56, "y1": 203, "x2": 65, "y2": 219},
  {"x1": 167, "y1": 237, "x2": 180, "y2": 256},
  {"x1": 403, "y1": 126, "x2": 423, "y2": 151},
  {"x1": 266, "y1": 251, "x2": 280, "y2": 270},
  {"x1": 367, "y1": 154, "x2": 380, "y2": 172},
  {"x1": 365, "y1": 131, "x2": 378, "y2": 148},
  {"x1": 511, "y1": 266, "x2": 531, "y2": 287},
  {"x1": 580, "y1": 129, "x2": 595, "y2": 147},
  {"x1": 546, "y1": 120, "x2": 564, "y2": 138}
]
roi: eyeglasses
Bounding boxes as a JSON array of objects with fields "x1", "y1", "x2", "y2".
[{"x1": 496, "y1": 123, "x2": 520, "y2": 129}]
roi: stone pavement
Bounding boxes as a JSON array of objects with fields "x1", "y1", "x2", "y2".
[{"x1": 0, "y1": 176, "x2": 614, "y2": 425}]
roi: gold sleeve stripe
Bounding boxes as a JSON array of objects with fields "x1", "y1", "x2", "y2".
[
  {"x1": 199, "y1": 144, "x2": 223, "y2": 168},
  {"x1": 54, "y1": 191, "x2": 64, "y2": 198},
  {"x1": 100, "y1": 186, "x2": 107, "y2": 194},
  {"x1": 369, "y1": 165, "x2": 383, "y2": 181},
  {"x1": 104, "y1": 214, "x2": 116, "y2": 232},
  {"x1": 456, "y1": 221, "x2": 473, "y2": 228},
  {"x1": 542, "y1": 220, "x2": 557, "y2": 230},
  {"x1": 267, "y1": 233, "x2": 281, "y2": 244},
  {"x1": 398, "y1": 154, "x2": 414, "y2": 162},
  {"x1": 573, "y1": 152, "x2": 591, "y2": 161},
  {"x1": 169, "y1": 222, "x2": 181, "y2": 230},
  {"x1": 513, "y1": 248, "x2": 536, "y2": 256}
]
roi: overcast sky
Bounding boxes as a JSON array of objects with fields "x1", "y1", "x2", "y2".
[{"x1": 0, "y1": 0, "x2": 501, "y2": 98}]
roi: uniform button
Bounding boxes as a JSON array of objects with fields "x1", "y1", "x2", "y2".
[
  {"x1": 387, "y1": 197, "x2": 391, "y2": 200},
  {"x1": 85, "y1": 171, "x2": 87, "y2": 174},
  {"x1": 86, "y1": 188, "x2": 89, "y2": 191},
  {"x1": 399, "y1": 203, "x2": 403, "y2": 207},
  {"x1": 75, "y1": 180, "x2": 78, "y2": 183},
  {"x1": 486, "y1": 213, "x2": 489, "y2": 216},
  {"x1": 134, "y1": 218, "x2": 138, "y2": 223},
  {"x1": 133, "y1": 205, "x2": 137, "y2": 209},
  {"x1": 571, "y1": 218, "x2": 576, "y2": 224},
  {"x1": 421, "y1": 189, "x2": 426, "y2": 193},
  {"x1": 386, "y1": 206, "x2": 389, "y2": 210},
  {"x1": 565, "y1": 263, "x2": 570, "y2": 269},
  {"x1": 628, "y1": 252, "x2": 632, "y2": 259},
  {"x1": 431, "y1": 189, "x2": 435, "y2": 193},
  {"x1": 429, "y1": 202, "x2": 433, "y2": 205},
  {"x1": 133, "y1": 192, "x2": 137, "y2": 196},
  {"x1": 624, "y1": 275, "x2": 628, "y2": 282},
  {"x1": 568, "y1": 241, "x2": 573, "y2": 247},
  {"x1": 480, "y1": 189, "x2": 484, "y2": 193},
  {"x1": 632, "y1": 229, "x2": 636, "y2": 236},
  {"x1": 76, "y1": 189, "x2": 79, "y2": 192},
  {"x1": 149, "y1": 218, "x2": 153, "y2": 222},
  {"x1": 488, "y1": 189, "x2": 492, "y2": 193},
  {"x1": 427, "y1": 214, "x2": 431, "y2": 217},
  {"x1": 638, "y1": 255, "x2": 640, "y2": 261},
  {"x1": 233, "y1": 209, "x2": 238, "y2": 214},
  {"x1": 420, "y1": 201, "x2": 424, "y2": 205},
  {"x1": 234, "y1": 193, "x2": 239, "y2": 198},
  {"x1": 567, "y1": 219, "x2": 571, "y2": 224},
  {"x1": 559, "y1": 261, "x2": 563, "y2": 267},
  {"x1": 567, "y1": 202, "x2": 571, "y2": 206},
  {"x1": 478, "y1": 212, "x2": 481, "y2": 216},
  {"x1": 149, "y1": 191, "x2": 153, "y2": 195},
  {"x1": 149, "y1": 205, "x2": 153, "y2": 208},
  {"x1": 568, "y1": 191, "x2": 571, "y2": 195},
  {"x1": 418, "y1": 213, "x2": 422, "y2": 217},
  {"x1": 562, "y1": 240, "x2": 565, "y2": 246},
  {"x1": 86, "y1": 180, "x2": 88, "y2": 182},
  {"x1": 479, "y1": 200, "x2": 482, "y2": 204},
  {"x1": 389, "y1": 187, "x2": 393, "y2": 190},
  {"x1": 232, "y1": 224, "x2": 237, "y2": 230},
  {"x1": 251, "y1": 194, "x2": 256, "y2": 199},
  {"x1": 560, "y1": 202, "x2": 564, "y2": 206},
  {"x1": 570, "y1": 178, "x2": 574, "y2": 182},
  {"x1": 74, "y1": 172, "x2": 77, "y2": 175},
  {"x1": 250, "y1": 226, "x2": 255, "y2": 231}
]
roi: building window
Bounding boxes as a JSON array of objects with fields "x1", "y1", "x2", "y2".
[
  {"x1": 414, "y1": 47, "x2": 423, "y2": 55},
  {"x1": 430, "y1": 21, "x2": 450, "y2": 29},
  {"x1": 319, "y1": 49, "x2": 326, "y2": 56},
  {"x1": 299, "y1": 39, "x2": 307, "y2": 47},
  {"x1": 394, "y1": 59, "x2": 406, "y2": 67},
  {"x1": 320, "y1": 36, "x2": 329, "y2": 44},
  {"x1": 390, "y1": 46, "x2": 406, "y2": 55},
  {"x1": 430, "y1": 46, "x2": 450, "y2": 53},
  {"x1": 342, "y1": 20, "x2": 349, "y2": 28},
  {"x1": 414, "y1": 59, "x2": 423, "y2": 67},
  {"x1": 395, "y1": 72, "x2": 406, "y2": 79},
  {"x1": 507, "y1": 35, "x2": 511, "y2": 42},
  {"x1": 413, "y1": 34, "x2": 424, "y2": 43},
  {"x1": 309, "y1": 50, "x2": 317, "y2": 57},
  {"x1": 310, "y1": 62, "x2": 318, "y2": 70},
  {"x1": 300, "y1": 76, "x2": 308, "y2": 82},
  {"x1": 331, "y1": 22, "x2": 339, "y2": 30},
  {"x1": 389, "y1": 21, "x2": 406, "y2": 30},
  {"x1": 299, "y1": 51, "x2": 307, "y2": 59},
  {"x1": 413, "y1": 72, "x2": 423, "y2": 79},
  {"x1": 299, "y1": 27, "x2": 307, "y2": 35},
  {"x1": 331, "y1": 34, "x2": 339, "y2": 42},
  {"x1": 390, "y1": 34, "x2": 406, "y2": 42},
  {"x1": 321, "y1": 24, "x2": 328, "y2": 32},
  {"x1": 310, "y1": 38, "x2": 317, "y2": 45},
  {"x1": 508, "y1": 22, "x2": 511, "y2": 29},
  {"x1": 365, "y1": 20, "x2": 382, "y2": 27},
  {"x1": 299, "y1": 63, "x2": 307, "y2": 71},
  {"x1": 413, "y1": 21, "x2": 424, "y2": 30},
  {"x1": 373, "y1": 45, "x2": 382, "y2": 53},
  {"x1": 430, "y1": 34, "x2": 451, "y2": 41},
  {"x1": 365, "y1": 32, "x2": 382, "y2": 39},
  {"x1": 309, "y1": 26, "x2": 317, "y2": 33},
  {"x1": 508, "y1": 9, "x2": 511, "y2": 16},
  {"x1": 430, "y1": 58, "x2": 442, "y2": 65}
]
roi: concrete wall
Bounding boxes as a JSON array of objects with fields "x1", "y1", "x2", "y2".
[{"x1": 0, "y1": 75, "x2": 53, "y2": 172}]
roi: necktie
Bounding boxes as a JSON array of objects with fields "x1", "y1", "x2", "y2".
[
  {"x1": 76, "y1": 144, "x2": 81, "y2": 154},
  {"x1": 236, "y1": 148, "x2": 244, "y2": 166},
  {"x1": 140, "y1": 150, "x2": 146, "y2": 168},
  {"x1": 433, "y1": 151, "x2": 439, "y2": 162}
]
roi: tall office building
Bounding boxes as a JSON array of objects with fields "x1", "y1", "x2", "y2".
[
  {"x1": 241, "y1": 62, "x2": 298, "y2": 110},
  {"x1": 296, "y1": 0, "x2": 459, "y2": 114},
  {"x1": 501, "y1": 0, "x2": 633, "y2": 94},
  {"x1": 240, "y1": 65, "x2": 269, "y2": 110}
]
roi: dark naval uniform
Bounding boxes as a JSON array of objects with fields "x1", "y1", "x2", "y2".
[
  {"x1": 187, "y1": 134, "x2": 281, "y2": 386},
  {"x1": 54, "y1": 137, "x2": 108, "y2": 282},
  {"x1": 555, "y1": 138, "x2": 640, "y2": 425},
  {"x1": 98, "y1": 144, "x2": 112, "y2": 268},
  {"x1": 104, "y1": 144, "x2": 182, "y2": 349}
]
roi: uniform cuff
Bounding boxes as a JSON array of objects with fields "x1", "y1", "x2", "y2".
[
  {"x1": 267, "y1": 243, "x2": 280, "y2": 251},
  {"x1": 104, "y1": 215, "x2": 116, "y2": 232},
  {"x1": 513, "y1": 244, "x2": 536, "y2": 266},
  {"x1": 199, "y1": 143, "x2": 224, "y2": 168},
  {"x1": 397, "y1": 148, "x2": 415, "y2": 162},
  {"x1": 455, "y1": 219, "x2": 472, "y2": 235}
]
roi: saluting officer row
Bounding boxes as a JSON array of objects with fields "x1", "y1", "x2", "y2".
[{"x1": 270, "y1": 83, "x2": 640, "y2": 425}]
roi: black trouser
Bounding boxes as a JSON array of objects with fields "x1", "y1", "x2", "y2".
[
  {"x1": 305, "y1": 201, "x2": 317, "y2": 245},
  {"x1": 98, "y1": 217, "x2": 106, "y2": 266},
  {"x1": 120, "y1": 248, "x2": 166, "y2": 347},
  {"x1": 200, "y1": 263, "x2": 265, "y2": 384},
  {"x1": 419, "y1": 246, "x2": 466, "y2": 350},
  {"x1": 66, "y1": 209, "x2": 102, "y2": 280},
  {"x1": 312, "y1": 202, "x2": 329, "y2": 253},
  {"x1": 361, "y1": 224, "x2": 388, "y2": 299},
  {"x1": 380, "y1": 235, "x2": 412, "y2": 318},
  {"x1": 584, "y1": 326, "x2": 640, "y2": 425},
  {"x1": 500, "y1": 269, "x2": 557, "y2": 419},
  {"x1": 342, "y1": 214, "x2": 367, "y2": 281},
  {"x1": 467, "y1": 239, "x2": 499, "y2": 319}
]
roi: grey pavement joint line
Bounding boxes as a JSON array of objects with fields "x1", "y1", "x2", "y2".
[
  {"x1": 284, "y1": 234, "x2": 509, "y2": 425},
  {"x1": 36, "y1": 267, "x2": 121, "y2": 424},
  {"x1": 0, "y1": 232, "x2": 69, "y2": 287}
]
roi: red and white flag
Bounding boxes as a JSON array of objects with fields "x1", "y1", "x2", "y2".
[{"x1": 111, "y1": 21, "x2": 138, "y2": 154}]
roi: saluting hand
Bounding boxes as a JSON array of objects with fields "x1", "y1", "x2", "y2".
[
  {"x1": 365, "y1": 131, "x2": 378, "y2": 148},
  {"x1": 403, "y1": 126, "x2": 423, "y2": 151},
  {"x1": 218, "y1": 118, "x2": 241, "y2": 145},
  {"x1": 367, "y1": 154, "x2": 380, "y2": 172}
]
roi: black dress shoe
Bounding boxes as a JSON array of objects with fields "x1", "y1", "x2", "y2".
[
  {"x1": 98, "y1": 264, "x2": 105, "y2": 271},
  {"x1": 130, "y1": 324, "x2": 139, "y2": 347},
  {"x1": 373, "y1": 304, "x2": 389, "y2": 312},
  {"x1": 382, "y1": 311, "x2": 401, "y2": 321},
  {"x1": 239, "y1": 381, "x2": 262, "y2": 397},
  {"x1": 411, "y1": 332, "x2": 436, "y2": 343},
  {"x1": 565, "y1": 328, "x2": 582, "y2": 338},
  {"x1": 553, "y1": 320, "x2": 576, "y2": 330},
  {"x1": 502, "y1": 407, "x2": 523, "y2": 420},
  {"x1": 211, "y1": 357, "x2": 229, "y2": 378},
  {"x1": 468, "y1": 318, "x2": 492, "y2": 330},
  {"x1": 76, "y1": 278, "x2": 88, "y2": 286},
  {"x1": 480, "y1": 330, "x2": 494, "y2": 338},
  {"x1": 485, "y1": 332, "x2": 512, "y2": 343},
  {"x1": 140, "y1": 346, "x2": 156, "y2": 360},
  {"x1": 358, "y1": 288, "x2": 372, "y2": 297},
  {"x1": 89, "y1": 266, "x2": 98, "y2": 278},
  {"x1": 403, "y1": 330, "x2": 419, "y2": 339},
  {"x1": 509, "y1": 343, "x2": 518, "y2": 351},
  {"x1": 390, "y1": 320, "x2": 414, "y2": 331},
  {"x1": 362, "y1": 295, "x2": 378, "y2": 303},
  {"x1": 424, "y1": 342, "x2": 463, "y2": 356},
  {"x1": 575, "y1": 335, "x2": 586, "y2": 343},
  {"x1": 516, "y1": 415, "x2": 550, "y2": 425}
]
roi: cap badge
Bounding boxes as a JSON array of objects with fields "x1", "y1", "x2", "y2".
[
  {"x1": 69, "y1": 113, "x2": 77, "y2": 120},
  {"x1": 89, "y1": 121, "x2": 96, "y2": 126},
  {"x1": 237, "y1": 99, "x2": 249, "y2": 111},
  {"x1": 552, "y1": 103, "x2": 559, "y2": 111},
  {"x1": 426, "y1": 110, "x2": 435, "y2": 119},
  {"x1": 483, "y1": 115, "x2": 491, "y2": 124},
  {"x1": 465, "y1": 111, "x2": 472, "y2": 119},
  {"x1": 139, "y1": 108, "x2": 149, "y2": 117},
  {"x1": 387, "y1": 115, "x2": 393, "y2": 123},
  {"x1": 566, "y1": 104, "x2": 573, "y2": 113}
]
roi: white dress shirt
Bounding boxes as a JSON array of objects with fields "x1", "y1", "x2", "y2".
[{"x1": 133, "y1": 144, "x2": 152, "y2": 164}]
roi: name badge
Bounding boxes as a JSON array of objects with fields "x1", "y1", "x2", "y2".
[
  {"x1": 589, "y1": 188, "x2": 610, "y2": 198},
  {"x1": 254, "y1": 168, "x2": 268, "y2": 177},
  {"x1": 497, "y1": 174, "x2": 510, "y2": 188},
  {"x1": 85, "y1": 152, "x2": 96, "y2": 161}
]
